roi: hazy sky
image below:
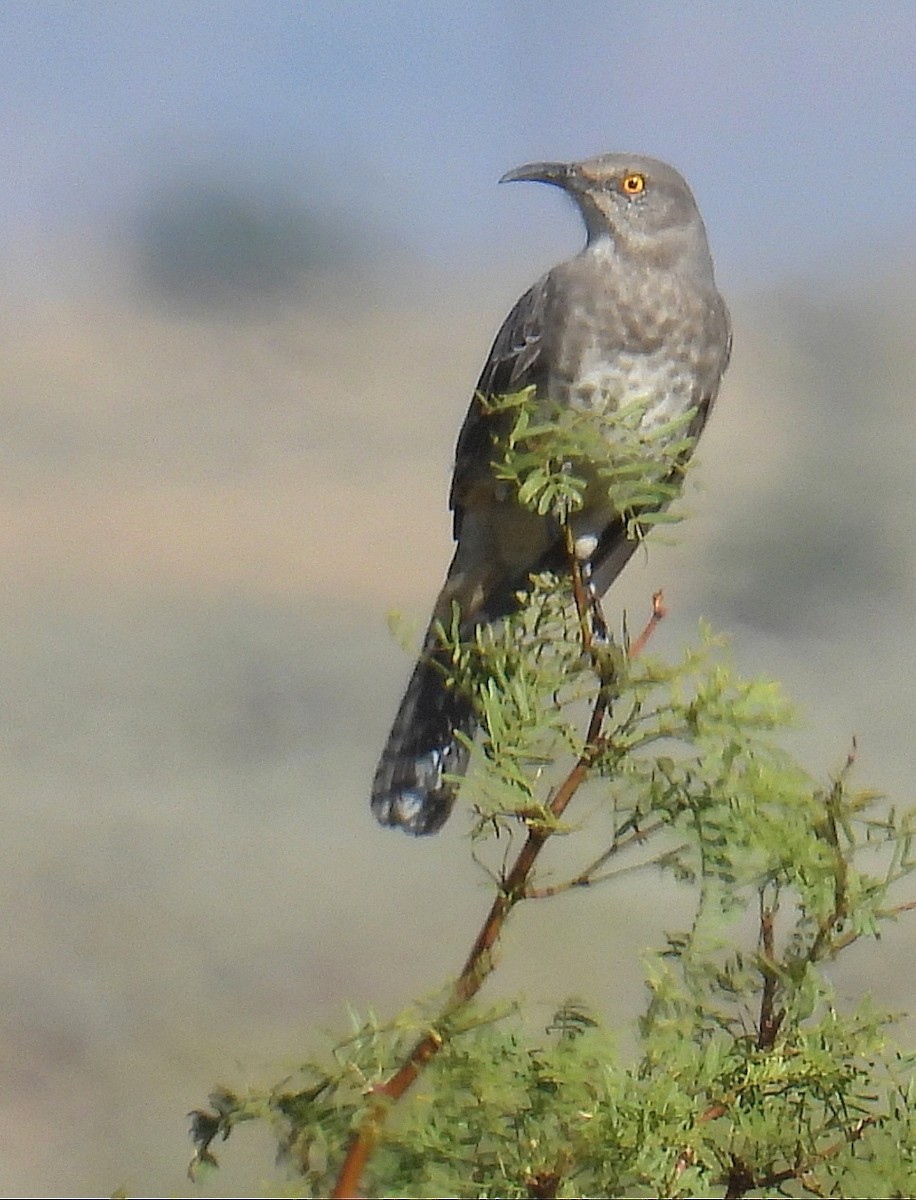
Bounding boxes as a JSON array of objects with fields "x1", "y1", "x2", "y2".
[
  {"x1": 1, "y1": 10, "x2": 914, "y2": 1193},
  {"x1": 2, "y1": 1, "x2": 915, "y2": 288}
]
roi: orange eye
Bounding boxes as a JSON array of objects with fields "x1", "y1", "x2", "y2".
[{"x1": 621, "y1": 172, "x2": 646, "y2": 196}]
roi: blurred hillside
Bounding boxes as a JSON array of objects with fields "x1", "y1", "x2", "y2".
[{"x1": 1, "y1": 223, "x2": 914, "y2": 1195}]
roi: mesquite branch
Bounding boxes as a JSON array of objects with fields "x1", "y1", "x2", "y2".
[{"x1": 331, "y1": 546, "x2": 665, "y2": 1198}]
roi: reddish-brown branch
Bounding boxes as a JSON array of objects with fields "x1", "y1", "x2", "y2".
[
  {"x1": 332, "y1": 569, "x2": 665, "y2": 1197},
  {"x1": 756, "y1": 897, "x2": 785, "y2": 1051},
  {"x1": 628, "y1": 589, "x2": 666, "y2": 657},
  {"x1": 330, "y1": 1030, "x2": 444, "y2": 1199},
  {"x1": 720, "y1": 1113, "x2": 879, "y2": 1200},
  {"x1": 525, "y1": 819, "x2": 668, "y2": 899},
  {"x1": 331, "y1": 686, "x2": 608, "y2": 1198}
]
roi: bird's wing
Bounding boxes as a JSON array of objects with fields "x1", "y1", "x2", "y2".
[{"x1": 450, "y1": 276, "x2": 552, "y2": 539}]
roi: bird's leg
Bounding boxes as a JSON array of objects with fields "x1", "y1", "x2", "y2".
[
  {"x1": 580, "y1": 559, "x2": 610, "y2": 645},
  {"x1": 563, "y1": 524, "x2": 610, "y2": 650},
  {"x1": 571, "y1": 527, "x2": 611, "y2": 646}
]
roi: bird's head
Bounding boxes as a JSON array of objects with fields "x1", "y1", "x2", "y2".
[{"x1": 500, "y1": 152, "x2": 712, "y2": 268}]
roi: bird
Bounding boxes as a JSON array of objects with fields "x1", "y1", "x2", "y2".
[{"x1": 371, "y1": 152, "x2": 731, "y2": 836}]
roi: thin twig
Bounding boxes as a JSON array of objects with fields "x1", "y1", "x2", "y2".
[
  {"x1": 720, "y1": 1113, "x2": 878, "y2": 1199},
  {"x1": 756, "y1": 893, "x2": 785, "y2": 1050},
  {"x1": 525, "y1": 821, "x2": 670, "y2": 898},
  {"x1": 826, "y1": 896, "x2": 916, "y2": 955},
  {"x1": 808, "y1": 776, "x2": 850, "y2": 965},
  {"x1": 628, "y1": 589, "x2": 666, "y2": 658}
]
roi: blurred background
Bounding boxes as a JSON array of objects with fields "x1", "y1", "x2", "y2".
[{"x1": 1, "y1": 2, "x2": 915, "y2": 1194}]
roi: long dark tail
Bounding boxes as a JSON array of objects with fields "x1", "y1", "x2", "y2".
[
  {"x1": 371, "y1": 513, "x2": 639, "y2": 836},
  {"x1": 370, "y1": 631, "x2": 477, "y2": 836}
]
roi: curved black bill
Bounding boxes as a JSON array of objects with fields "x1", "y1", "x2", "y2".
[{"x1": 499, "y1": 160, "x2": 573, "y2": 187}]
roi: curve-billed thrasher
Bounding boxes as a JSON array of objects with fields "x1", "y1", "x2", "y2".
[{"x1": 371, "y1": 152, "x2": 731, "y2": 835}]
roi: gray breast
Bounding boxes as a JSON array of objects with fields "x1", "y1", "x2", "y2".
[
  {"x1": 547, "y1": 256, "x2": 726, "y2": 430},
  {"x1": 559, "y1": 341, "x2": 700, "y2": 429}
]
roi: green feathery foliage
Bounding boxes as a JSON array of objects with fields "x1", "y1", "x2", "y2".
[
  {"x1": 484, "y1": 385, "x2": 696, "y2": 535},
  {"x1": 188, "y1": 389, "x2": 915, "y2": 1198}
]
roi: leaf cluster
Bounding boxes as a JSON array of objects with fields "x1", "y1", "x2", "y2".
[
  {"x1": 189, "y1": 975, "x2": 915, "y2": 1198},
  {"x1": 189, "y1": 595, "x2": 915, "y2": 1196},
  {"x1": 187, "y1": 389, "x2": 915, "y2": 1196},
  {"x1": 484, "y1": 386, "x2": 697, "y2": 537}
]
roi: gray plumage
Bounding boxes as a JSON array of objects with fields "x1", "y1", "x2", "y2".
[{"x1": 372, "y1": 152, "x2": 731, "y2": 835}]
